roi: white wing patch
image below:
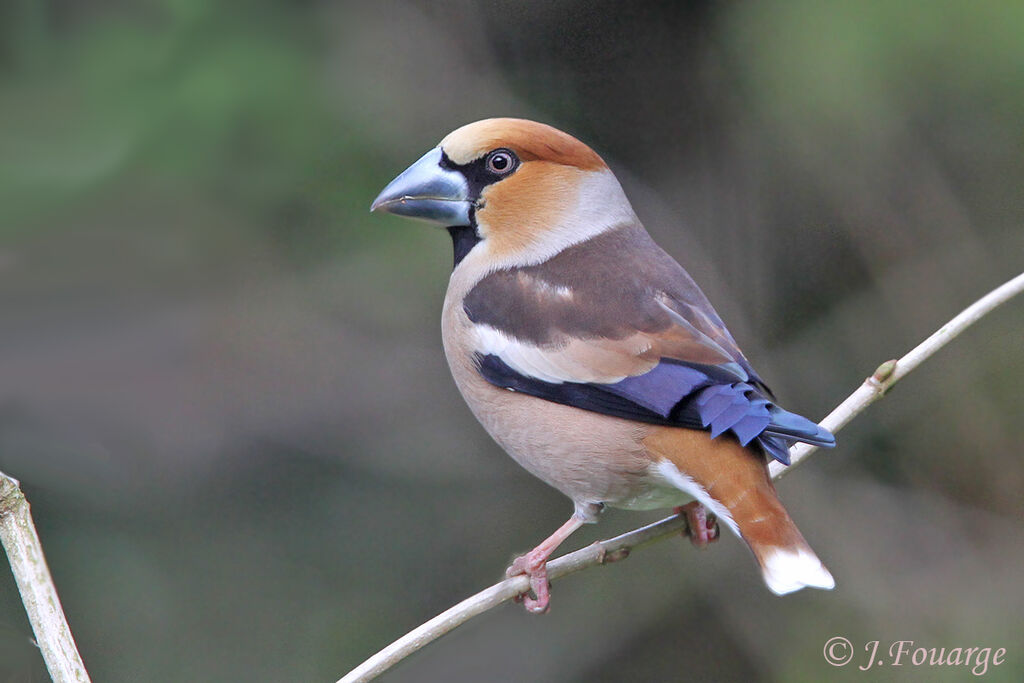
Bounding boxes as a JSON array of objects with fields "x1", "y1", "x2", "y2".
[
  {"x1": 516, "y1": 271, "x2": 575, "y2": 301},
  {"x1": 473, "y1": 324, "x2": 574, "y2": 384},
  {"x1": 471, "y1": 323, "x2": 640, "y2": 385}
]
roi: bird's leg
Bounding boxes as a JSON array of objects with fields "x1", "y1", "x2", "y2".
[
  {"x1": 506, "y1": 515, "x2": 585, "y2": 614},
  {"x1": 675, "y1": 501, "x2": 719, "y2": 549}
]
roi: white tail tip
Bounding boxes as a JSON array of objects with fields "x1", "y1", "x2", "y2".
[{"x1": 761, "y1": 548, "x2": 836, "y2": 595}]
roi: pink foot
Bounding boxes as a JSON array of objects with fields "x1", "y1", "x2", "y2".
[
  {"x1": 506, "y1": 550, "x2": 551, "y2": 614},
  {"x1": 504, "y1": 515, "x2": 586, "y2": 614},
  {"x1": 675, "y1": 501, "x2": 719, "y2": 549}
]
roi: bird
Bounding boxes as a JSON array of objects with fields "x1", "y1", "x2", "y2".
[{"x1": 371, "y1": 118, "x2": 836, "y2": 613}]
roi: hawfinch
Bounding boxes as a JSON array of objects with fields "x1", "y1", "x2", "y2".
[{"x1": 372, "y1": 118, "x2": 836, "y2": 613}]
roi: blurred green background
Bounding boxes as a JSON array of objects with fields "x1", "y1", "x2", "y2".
[{"x1": 1, "y1": 1, "x2": 1022, "y2": 681}]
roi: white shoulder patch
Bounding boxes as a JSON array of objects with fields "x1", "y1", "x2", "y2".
[
  {"x1": 472, "y1": 323, "x2": 631, "y2": 385},
  {"x1": 472, "y1": 324, "x2": 570, "y2": 384},
  {"x1": 517, "y1": 271, "x2": 574, "y2": 301}
]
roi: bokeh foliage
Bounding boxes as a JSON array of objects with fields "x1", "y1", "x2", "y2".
[{"x1": 1, "y1": 1, "x2": 1021, "y2": 681}]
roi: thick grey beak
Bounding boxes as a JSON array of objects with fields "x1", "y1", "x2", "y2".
[{"x1": 370, "y1": 148, "x2": 472, "y2": 226}]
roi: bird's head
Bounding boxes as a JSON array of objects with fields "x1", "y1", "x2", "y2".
[{"x1": 371, "y1": 118, "x2": 637, "y2": 268}]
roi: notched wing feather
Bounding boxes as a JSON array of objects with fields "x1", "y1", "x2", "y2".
[{"x1": 463, "y1": 223, "x2": 830, "y2": 463}]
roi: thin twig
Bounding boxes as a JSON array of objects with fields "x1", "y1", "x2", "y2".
[
  {"x1": 770, "y1": 270, "x2": 1024, "y2": 478},
  {"x1": 0, "y1": 473, "x2": 91, "y2": 682},
  {"x1": 338, "y1": 271, "x2": 1024, "y2": 683}
]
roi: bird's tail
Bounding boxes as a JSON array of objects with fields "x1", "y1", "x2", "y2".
[
  {"x1": 645, "y1": 427, "x2": 835, "y2": 595},
  {"x1": 724, "y1": 477, "x2": 835, "y2": 595}
]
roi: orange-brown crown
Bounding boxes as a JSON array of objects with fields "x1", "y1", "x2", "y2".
[
  {"x1": 433, "y1": 119, "x2": 631, "y2": 267},
  {"x1": 440, "y1": 118, "x2": 607, "y2": 171}
]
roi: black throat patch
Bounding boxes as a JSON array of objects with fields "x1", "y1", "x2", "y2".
[
  {"x1": 438, "y1": 148, "x2": 518, "y2": 269},
  {"x1": 447, "y1": 224, "x2": 481, "y2": 268}
]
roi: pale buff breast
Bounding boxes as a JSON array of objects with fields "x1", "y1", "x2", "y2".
[{"x1": 440, "y1": 256, "x2": 689, "y2": 517}]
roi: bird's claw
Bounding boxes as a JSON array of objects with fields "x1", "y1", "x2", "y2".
[
  {"x1": 507, "y1": 551, "x2": 551, "y2": 613},
  {"x1": 675, "y1": 502, "x2": 720, "y2": 549}
]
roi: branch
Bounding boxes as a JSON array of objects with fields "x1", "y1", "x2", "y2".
[
  {"x1": 338, "y1": 271, "x2": 1024, "y2": 683},
  {"x1": 771, "y1": 270, "x2": 1024, "y2": 478},
  {"x1": 1, "y1": 473, "x2": 92, "y2": 682}
]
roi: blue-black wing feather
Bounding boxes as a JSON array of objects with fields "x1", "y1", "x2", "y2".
[
  {"x1": 464, "y1": 223, "x2": 834, "y2": 465},
  {"x1": 476, "y1": 353, "x2": 834, "y2": 465}
]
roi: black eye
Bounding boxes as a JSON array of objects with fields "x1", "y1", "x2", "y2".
[{"x1": 485, "y1": 149, "x2": 517, "y2": 175}]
